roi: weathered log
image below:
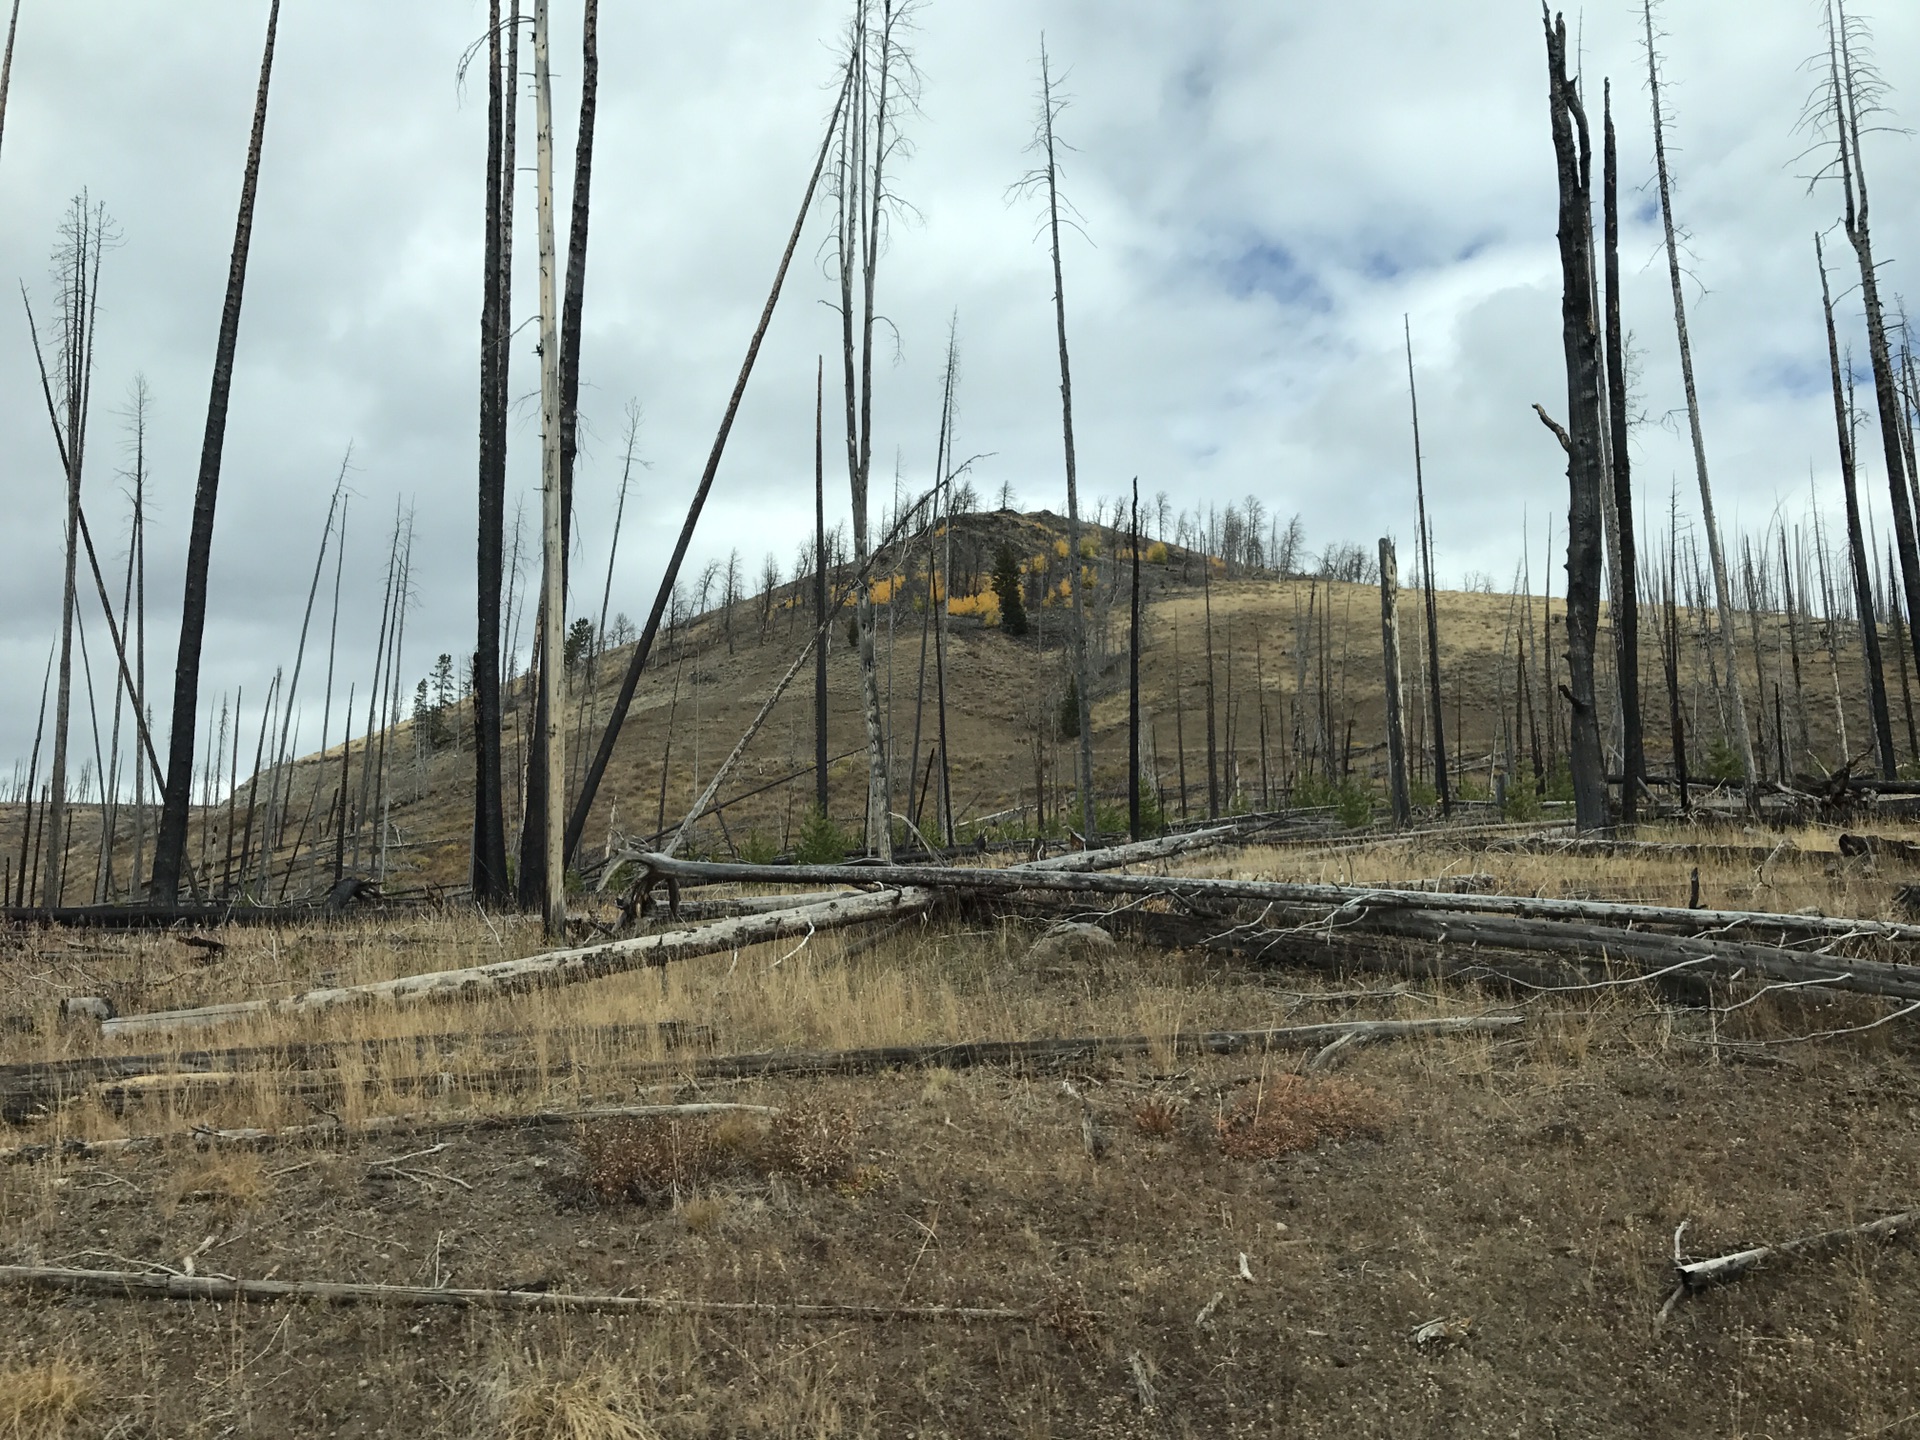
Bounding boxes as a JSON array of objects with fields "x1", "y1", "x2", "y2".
[
  {"x1": 0, "y1": 1265, "x2": 1030, "y2": 1322},
  {"x1": 2, "y1": 1102, "x2": 778, "y2": 1166},
  {"x1": 1361, "y1": 910, "x2": 1920, "y2": 1002},
  {"x1": 98, "y1": 889, "x2": 931, "y2": 1040},
  {"x1": 0, "y1": 1019, "x2": 713, "y2": 1123},
  {"x1": 1667, "y1": 1209, "x2": 1919, "y2": 1306},
  {"x1": 1016, "y1": 824, "x2": 1253, "y2": 873},
  {"x1": 632, "y1": 853, "x2": 1920, "y2": 946}
]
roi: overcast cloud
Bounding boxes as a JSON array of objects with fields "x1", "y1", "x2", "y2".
[{"x1": 0, "y1": 0, "x2": 1914, "y2": 781}]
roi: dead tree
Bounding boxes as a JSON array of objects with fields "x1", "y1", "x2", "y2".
[
  {"x1": 814, "y1": 357, "x2": 829, "y2": 815},
  {"x1": 1601, "y1": 85, "x2": 1645, "y2": 821},
  {"x1": 1014, "y1": 38, "x2": 1095, "y2": 842},
  {"x1": 1541, "y1": 9, "x2": 1609, "y2": 830},
  {"x1": 470, "y1": 0, "x2": 517, "y2": 905},
  {"x1": 1379, "y1": 538, "x2": 1411, "y2": 825},
  {"x1": 1817, "y1": 233, "x2": 1895, "y2": 778},
  {"x1": 1641, "y1": 0, "x2": 1755, "y2": 793},
  {"x1": 152, "y1": 0, "x2": 281, "y2": 903},
  {"x1": 1128, "y1": 480, "x2": 1142, "y2": 839},
  {"x1": 1808, "y1": 0, "x2": 1920, "y2": 704},
  {"x1": 0, "y1": 0, "x2": 18, "y2": 165},
  {"x1": 1405, "y1": 319, "x2": 1450, "y2": 817},
  {"x1": 559, "y1": 59, "x2": 853, "y2": 868}
]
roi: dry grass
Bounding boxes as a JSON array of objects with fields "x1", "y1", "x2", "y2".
[
  {"x1": 486, "y1": 1359, "x2": 659, "y2": 1440},
  {"x1": 0, "y1": 1357, "x2": 93, "y2": 1440},
  {"x1": 162, "y1": 1149, "x2": 272, "y2": 1215}
]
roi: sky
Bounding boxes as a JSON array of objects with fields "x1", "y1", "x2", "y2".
[{"x1": 0, "y1": 0, "x2": 1914, "y2": 789}]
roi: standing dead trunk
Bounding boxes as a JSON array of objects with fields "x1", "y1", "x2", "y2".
[
  {"x1": 813, "y1": 357, "x2": 830, "y2": 817},
  {"x1": 1128, "y1": 480, "x2": 1142, "y2": 839},
  {"x1": 1542, "y1": 8, "x2": 1608, "y2": 830},
  {"x1": 1405, "y1": 319, "x2": 1450, "y2": 817},
  {"x1": 531, "y1": 0, "x2": 567, "y2": 935},
  {"x1": 1379, "y1": 538, "x2": 1411, "y2": 825},
  {"x1": 0, "y1": 0, "x2": 20, "y2": 166},
  {"x1": 1602, "y1": 86, "x2": 1645, "y2": 821},
  {"x1": 152, "y1": 0, "x2": 281, "y2": 902},
  {"x1": 1641, "y1": 0, "x2": 1754, "y2": 795},
  {"x1": 1817, "y1": 233, "x2": 1895, "y2": 779},
  {"x1": 470, "y1": 0, "x2": 514, "y2": 904}
]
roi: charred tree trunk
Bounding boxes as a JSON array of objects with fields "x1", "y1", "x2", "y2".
[
  {"x1": 1818, "y1": 233, "x2": 1896, "y2": 779},
  {"x1": 1602, "y1": 86, "x2": 1645, "y2": 821},
  {"x1": 1543, "y1": 9, "x2": 1608, "y2": 830},
  {"x1": 814, "y1": 357, "x2": 829, "y2": 816},
  {"x1": 152, "y1": 0, "x2": 281, "y2": 902},
  {"x1": 1405, "y1": 319, "x2": 1450, "y2": 817},
  {"x1": 1380, "y1": 538, "x2": 1411, "y2": 825},
  {"x1": 1128, "y1": 479, "x2": 1142, "y2": 839}
]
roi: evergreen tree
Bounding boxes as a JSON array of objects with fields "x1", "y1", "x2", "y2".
[{"x1": 992, "y1": 543, "x2": 1029, "y2": 637}]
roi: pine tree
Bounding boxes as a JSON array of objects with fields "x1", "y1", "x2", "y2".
[{"x1": 992, "y1": 544, "x2": 1029, "y2": 637}]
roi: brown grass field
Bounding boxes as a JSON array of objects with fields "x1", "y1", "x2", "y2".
[{"x1": 2, "y1": 822, "x2": 1918, "y2": 1437}]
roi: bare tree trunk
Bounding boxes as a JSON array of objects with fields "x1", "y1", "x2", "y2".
[
  {"x1": 1641, "y1": 0, "x2": 1754, "y2": 795},
  {"x1": 1380, "y1": 538, "x2": 1411, "y2": 825},
  {"x1": 0, "y1": 0, "x2": 20, "y2": 166},
  {"x1": 1128, "y1": 480, "x2": 1142, "y2": 839},
  {"x1": 532, "y1": 0, "x2": 567, "y2": 935},
  {"x1": 470, "y1": 0, "x2": 513, "y2": 904},
  {"x1": 813, "y1": 357, "x2": 829, "y2": 817},
  {"x1": 1818, "y1": 233, "x2": 1895, "y2": 778},
  {"x1": 1405, "y1": 319, "x2": 1450, "y2": 817},
  {"x1": 152, "y1": 0, "x2": 281, "y2": 902},
  {"x1": 1543, "y1": 9, "x2": 1608, "y2": 830},
  {"x1": 1602, "y1": 86, "x2": 1646, "y2": 821},
  {"x1": 561, "y1": 62, "x2": 851, "y2": 866}
]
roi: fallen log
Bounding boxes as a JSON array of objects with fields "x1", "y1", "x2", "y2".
[
  {"x1": 34, "y1": 1015, "x2": 1525, "y2": 1117},
  {"x1": 2, "y1": 1102, "x2": 779, "y2": 1166},
  {"x1": 97, "y1": 889, "x2": 931, "y2": 1040},
  {"x1": 631, "y1": 853, "x2": 1920, "y2": 947},
  {"x1": 0, "y1": 1265, "x2": 1031, "y2": 1323},
  {"x1": 1663, "y1": 1209, "x2": 1920, "y2": 1314},
  {"x1": 1359, "y1": 910, "x2": 1920, "y2": 1002},
  {"x1": 0, "y1": 1019, "x2": 714, "y2": 1124}
]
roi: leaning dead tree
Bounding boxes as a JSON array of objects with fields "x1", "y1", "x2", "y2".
[
  {"x1": 558, "y1": 56, "x2": 853, "y2": 870},
  {"x1": 1817, "y1": 233, "x2": 1896, "y2": 779},
  {"x1": 151, "y1": 0, "x2": 282, "y2": 903},
  {"x1": 1013, "y1": 38, "x2": 1096, "y2": 843},
  {"x1": 1540, "y1": 9, "x2": 1608, "y2": 830},
  {"x1": 1601, "y1": 84, "x2": 1646, "y2": 822},
  {"x1": 1404, "y1": 319, "x2": 1449, "y2": 817},
  {"x1": 0, "y1": 0, "x2": 19, "y2": 166},
  {"x1": 1805, "y1": 0, "x2": 1920, "y2": 706},
  {"x1": 1641, "y1": 0, "x2": 1755, "y2": 793}
]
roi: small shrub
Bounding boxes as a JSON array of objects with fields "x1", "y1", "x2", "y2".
[
  {"x1": 1502, "y1": 779, "x2": 1540, "y2": 821},
  {"x1": 1058, "y1": 677, "x2": 1082, "y2": 740},
  {"x1": 488, "y1": 1362, "x2": 656, "y2": 1440},
  {"x1": 580, "y1": 1117, "x2": 737, "y2": 1205},
  {"x1": 1132, "y1": 1097, "x2": 1182, "y2": 1137},
  {"x1": 793, "y1": 808, "x2": 849, "y2": 865},
  {"x1": 1214, "y1": 1075, "x2": 1391, "y2": 1161},
  {"x1": 166, "y1": 1152, "x2": 273, "y2": 1215},
  {"x1": 763, "y1": 1102, "x2": 858, "y2": 1187},
  {"x1": 735, "y1": 830, "x2": 779, "y2": 865},
  {"x1": 1334, "y1": 784, "x2": 1373, "y2": 828},
  {"x1": 1703, "y1": 736, "x2": 1744, "y2": 784}
]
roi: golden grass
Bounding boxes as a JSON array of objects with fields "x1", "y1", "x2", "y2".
[
  {"x1": 0, "y1": 1357, "x2": 94, "y2": 1440},
  {"x1": 1212, "y1": 1074, "x2": 1392, "y2": 1160},
  {"x1": 487, "y1": 1359, "x2": 659, "y2": 1440}
]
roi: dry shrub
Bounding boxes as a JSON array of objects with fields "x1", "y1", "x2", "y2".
[
  {"x1": 1131, "y1": 1096, "x2": 1182, "y2": 1138},
  {"x1": 580, "y1": 1103, "x2": 873, "y2": 1205},
  {"x1": 1037, "y1": 1284, "x2": 1101, "y2": 1351},
  {"x1": 164, "y1": 1151, "x2": 273, "y2": 1214},
  {"x1": 489, "y1": 1363, "x2": 656, "y2": 1440},
  {"x1": 1214, "y1": 1074, "x2": 1391, "y2": 1160},
  {"x1": 0, "y1": 1356, "x2": 94, "y2": 1439}
]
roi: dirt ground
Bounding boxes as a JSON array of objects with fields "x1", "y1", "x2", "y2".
[{"x1": 2, "y1": 823, "x2": 1919, "y2": 1437}]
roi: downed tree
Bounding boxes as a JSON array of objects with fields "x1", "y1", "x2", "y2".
[
  {"x1": 97, "y1": 888, "x2": 931, "y2": 1040},
  {"x1": 29, "y1": 1015, "x2": 1524, "y2": 1119},
  {"x1": 1663, "y1": 1209, "x2": 1920, "y2": 1315},
  {"x1": 631, "y1": 852, "x2": 1920, "y2": 947},
  {"x1": 2, "y1": 1102, "x2": 778, "y2": 1166},
  {"x1": 0, "y1": 1265, "x2": 1032, "y2": 1323}
]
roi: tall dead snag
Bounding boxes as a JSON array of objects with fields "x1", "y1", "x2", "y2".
[
  {"x1": 559, "y1": 60, "x2": 852, "y2": 868},
  {"x1": 530, "y1": 0, "x2": 566, "y2": 935},
  {"x1": 151, "y1": 0, "x2": 280, "y2": 903},
  {"x1": 1817, "y1": 234, "x2": 1896, "y2": 778},
  {"x1": 1641, "y1": 0, "x2": 1755, "y2": 794},
  {"x1": 37, "y1": 196, "x2": 111, "y2": 907},
  {"x1": 835, "y1": 0, "x2": 915, "y2": 858},
  {"x1": 1014, "y1": 38, "x2": 1095, "y2": 843},
  {"x1": 1128, "y1": 479, "x2": 1142, "y2": 840},
  {"x1": 1404, "y1": 319, "x2": 1449, "y2": 817},
  {"x1": 519, "y1": 0, "x2": 597, "y2": 910},
  {"x1": 813, "y1": 357, "x2": 829, "y2": 816},
  {"x1": 1379, "y1": 538, "x2": 1411, "y2": 825},
  {"x1": 1808, "y1": 0, "x2": 1920, "y2": 699},
  {"x1": 1601, "y1": 85, "x2": 1645, "y2": 822},
  {"x1": 1541, "y1": 9, "x2": 1609, "y2": 831},
  {"x1": 470, "y1": 0, "x2": 514, "y2": 904},
  {"x1": 0, "y1": 0, "x2": 19, "y2": 165}
]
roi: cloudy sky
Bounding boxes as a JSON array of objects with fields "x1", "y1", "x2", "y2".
[{"x1": 0, "y1": 0, "x2": 1914, "y2": 785}]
